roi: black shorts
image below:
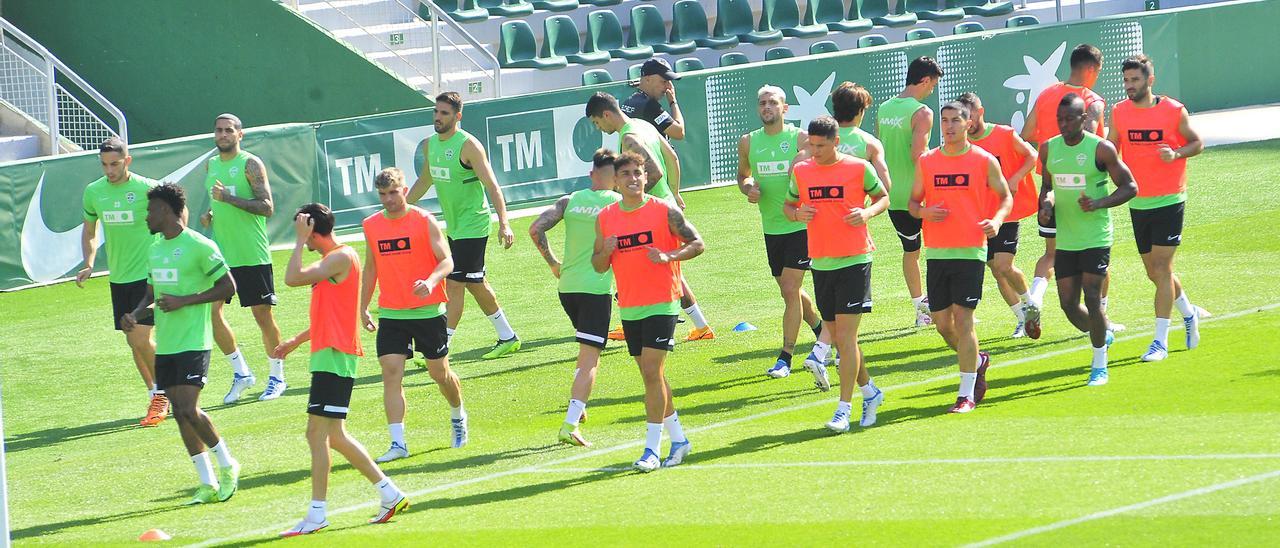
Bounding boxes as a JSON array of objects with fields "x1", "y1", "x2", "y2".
[
  {"x1": 155, "y1": 350, "x2": 210, "y2": 389},
  {"x1": 226, "y1": 264, "x2": 277, "y2": 307},
  {"x1": 621, "y1": 314, "x2": 677, "y2": 357},
  {"x1": 559, "y1": 292, "x2": 611, "y2": 349},
  {"x1": 308, "y1": 372, "x2": 355, "y2": 419},
  {"x1": 1039, "y1": 211, "x2": 1056, "y2": 238},
  {"x1": 446, "y1": 236, "x2": 488, "y2": 282},
  {"x1": 110, "y1": 279, "x2": 154, "y2": 330},
  {"x1": 986, "y1": 221, "x2": 1021, "y2": 261},
  {"x1": 764, "y1": 230, "x2": 810, "y2": 277},
  {"x1": 1131, "y1": 202, "x2": 1184, "y2": 254},
  {"x1": 888, "y1": 210, "x2": 923, "y2": 253},
  {"x1": 812, "y1": 263, "x2": 873, "y2": 321},
  {"x1": 926, "y1": 259, "x2": 985, "y2": 311},
  {"x1": 1055, "y1": 247, "x2": 1111, "y2": 279},
  {"x1": 377, "y1": 316, "x2": 449, "y2": 359}
]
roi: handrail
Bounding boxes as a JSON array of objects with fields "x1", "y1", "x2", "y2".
[
  {"x1": 316, "y1": 0, "x2": 437, "y2": 88},
  {"x1": 405, "y1": 0, "x2": 502, "y2": 97}
]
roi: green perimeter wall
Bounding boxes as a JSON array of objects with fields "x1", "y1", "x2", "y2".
[
  {"x1": 0, "y1": 0, "x2": 431, "y2": 143},
  {"x1": 0, "y1": 0, "x2": 1276, "y2": 290}
]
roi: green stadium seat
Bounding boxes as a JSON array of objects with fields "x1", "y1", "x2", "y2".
[
  {"x1": 720, "y1": 51, "x2": 751, "y2": 66},
  {"x1": 580, "y1": 0, "x2": 621, "y2": 5},
  {"x1": 543, "y1": 15, "x2": 610, "y2": 65},
  {"x1": 809, "y1": 40, "x2": 840, "y2": 54},
  {"x1": 675, "y1": 57, "x2": 705, "y2": 72},
  {"x1": 862, "y1": 0, "x2": 917, "y2": 27},
  {"x1": 765, "y1": 46, "x2": 795, "y2": 60},
  {"x1": 479, "y1": 0, "x2": 535, "y2": 17},
  {"x1": 435, "y1": 0, "x2": 489, "y2": 23},
  {"x1": 498, "y1": 20, "x2": 568, "y2": 69},
  {"x1": 628, "y1": 63, "x2": 645, "y2": 79},
  {"x1": 714, "y1": 0, "x2": 784, "y2": 45},
  {"x1": 905, "y1": 27, "x2": 937, "y2": 41},
  {"x1": 907, "y1": 0, "x2": 965, "y2": 21},
  {"x1": 533, "y1": 0, "x2": 579, "y2": 12},
  {"x1": 857, "y1": 33, "x2": 889, "y2": 47},
  {"x1": 761, "y1": 0, "x2": 829, "y2": 39},
  {"x1": 947, "y1": 0, "x2": 1015, "y2": 17},
  {"x1": 585, "y1": 10, "x2": 653, "y2": 60},
  {"x1": 953, "y1": 21, "x2": 985, "y2": 34},
  {"x1": 671, "y1": 0, "x2": 739, "y2": 49},
  {"x1": 1006, "y1": 14, "x2": 1040, "y2": 27},
  {"x1": 631, "y1": 5, "x2": 696, "y2": 54},
  {"x1": 582, "y1": 68, "x2": 614, "y2": 86},
  {"x1": 804, "y1": 0, "x2": 872, "y2": 33}
]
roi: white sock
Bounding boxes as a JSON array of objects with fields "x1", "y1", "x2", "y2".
[
  {"x1": 1154, "y1": 318, "x2": 1171, "y2": 346},
  {"x1": 374, "y1": 476, "x2": 401, "y2": 504},
  {"x1": 1030, "y1": 277, "x2": 1048, "y2": 305},
  {"x1": 268, "y1": 358, "x2": 285, "y2": 380},
  {"x1": 226, "y1": 349, "x2": 251, "y2": 377},
  {"x1": 837, "y1": 400, "x2": 853, "y2": 414},
  {"x1": 388, "y1": 423, "x2": 406, "y2": 447},
  {"x1": 1019, "y1": 291, "x2": 1033, "y2": 304},
  {"x1": 663, "y1": 412, "x2": 688, "y2": 443},
  {"x1": 645, "y1": 423, "x2": 663, "y2": 454},
  {"x1": 307, "y1": 500, "x2": 326, "y2": 523},
  {"x1": 153, "y1": 384, "x2": 164, "y2": 396},
  {"x1": 1100, "y1": 296, "x2": 1109, "y2": 311},
  {"x1": 1010, "y1": 303, "x2": 1027, "y2": 322},
  {"x1": 487, "y1": 309, "x2": 516, "y2": 341},
  {"x1": 811, "y1": 341, "x2": 831, "y2": 363},
  {"x1": 911, "y1": 295, "x2": 926, "y2": 312},
  {"x1": 1092, "y1": 345, "x2": 1108, "y2": 369},
  {"x1": 446, "y1": 327, "x2": 456, "y2": 345},
  {"x1": 958, "y1": 372, "x2": 977, "y2": 400},
  {"x1": 565, "y1": 399, "x2": 586, "y2": 426},
  {"x1": 1174, "y1": 292, "x2": 1195, "y2": 318},
  {"x1": 451, "y1": 405, "x2": 466, "y2": 421},
  {"x1": 191, "y1": 452, "x2": 218, "y2": 487},
  {"x1": 208, "y1": 440, "x2": 236, "y2": 468},
  {"x1": 860, "y1": 381, "x2": 878, "y2": 400},
  {"x1": 683, "y1": 304, "x2": 709, "y2": 329}
]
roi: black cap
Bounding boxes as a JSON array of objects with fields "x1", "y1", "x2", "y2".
[{"x1": 639, "y1": 58, "x2": 680, "y2": 80}]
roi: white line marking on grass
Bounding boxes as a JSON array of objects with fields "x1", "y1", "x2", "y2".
[
  {"x1": 194, "y1": 302, "x2": 1280, "y2": 546},
  {"x1": 963, "y1": 468, "x2": 1280, "y2": 547},
  {"x1": 526, "y1": 454, "x2": 1280, "y2": 474}
]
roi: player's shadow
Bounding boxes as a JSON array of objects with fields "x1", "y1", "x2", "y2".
[
  {"x1": 3, "y1": 416, "x2": 141, "y2": 453},
  {"x1": 388, "y1": 443, "x2": 562, "y2": 477},
  {"x1": 414, "y1": 468, "x2": 623, "y2": 512},
  {"x1": 579, "y1": 375, "x2": 774, "y2": 411},
  {"x1": 686, "y1": 427, "x2": 833, "y2": 463},
  {"x1": 448, "y1": 336, "x2": 577, "y2": 361},
  {"x1": 610, "y1": 386, "x2": 822, "y2": 426},
  {"x1": 8, "y1": 499, "x2": 188, "y2": 540}
]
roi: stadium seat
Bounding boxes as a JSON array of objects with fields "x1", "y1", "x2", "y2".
[
  {"x1": 907, "y1": 0, "x2": 965, "y2": 21},
  {"x1": 543, "y1": 15, "x2": 610, "y2": 65},
  {"x1": 809, "y1": 40, "x2": 840, "y2": 54},
  {"x1": 479, "y1": 0, "x2": 534, "y2": 17},
  {"x1": 857, "y1": 33, "x2": 889, "y2": 47},
  {"x1": 1006, "y1": 14, "x2": 1040, "y2": 27},
  {"x1": 582, "y1": 68, "x2": 614, "y2": 85},
  {"x1": 804, "y1": 0, "x2": 872, "y2": 33},
  {"x1": 714, "y1": 0, "x2": 784, "y2": 45},
  {"x1": 580, "y1": 0, "x2": 621, "y2": 5},
  {"x1": 435, "y1": 0, "x2": 489, "y2": 23},
  {"x1": 533, "y1": 0, "x2": 579, "y2": 12},
  {"x1": 585, "y1": 10, "x2": 653, "y2": 60},
  {"x1": 631, "y1": 5, "x2": 696, "y2": 54},
  {"x1": 953, "y1": 21, "x2": 985, "y2": 34},
  {"x1": 862, "y1": 0, "x2": 918, "y2": 27},
  {"x1": 761, "y1": 0, "x2": 829, "y2": 39},
  {"x1": 671, "y1": 0, "x2": 739, "y2": 49},
  {"x1": 628, "y1": 63, "x2": 645, "y2": 79},
  {"x1": 498, "y1": 20, "x2": 568, "y2": 69},
  {"x1": 675, "y1": 57, "x2": 706, "y2": 72},
  {"x1": 765, "y1": 46, "x2": 796, "y2": 60},
  {"x1": 720, "y1": 51, "x2": 751, "y2": 66},
  {"x1": 905, "y1": 27, "x2": 937, "y2": 41},
  {"x1": 947, "y1": 0, "x2": 1015, "y2": 17}
]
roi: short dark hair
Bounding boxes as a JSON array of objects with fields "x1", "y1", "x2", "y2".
[
  {"x1": 807, "y1": 115, "x2": 839, "y2": 140},
  {"x1": 1069, "y1": 44, "x2": 1103, "y2": 70},
  {"x1": 375, "y1": 167, "x2": 405, "y2": 189},
  {"x1": 99, "y1": 136, "x2": 128, "y2": 156},
  {"x1": 940, "y1": 101, "x2": 971, "y2": 120},
  {"x1": 1121, "y1": 54, "x2": 1154, "y2": 78},
  {"x1": 215, "y1": 113, "x2": 243, "y2": 130},
  {"x1": 592, "y1": 148, "x2": 618, "y2": 169},
  {"x1": 614, "y1": 150, "x2": 646, "y2": 172},
  {"x1": 297, "y1": 203, "x2": 335, "y2": 236},
  {"x1": 585, "y1": 92, "x2": 621, "y2": 118},
  {"x1": 954, "y1": 92, "x2": 981, "y2": 112},
  {"x1": 435, "y1": 91, "x2": 463, "y2": 113},
  {"x1": 906, "y1": 56, "x2": 943, "y2": 86},
  {"x1": 147, "y1": 182, "x2": 186, "y2": 215},
  {"x1": 1059, "y1": 92, "x2": 1085, "y2": 110},
  {"x1": 831, "y1": 82, "x2": 872, "y2": 123}
]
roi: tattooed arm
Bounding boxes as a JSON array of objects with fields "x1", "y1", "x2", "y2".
[
  {"x1": 621, "y1": 134, "x2": 664, "y2": 192},
  {"x1": 212, "y1": 156, "x2": 274, "y2": 217},
  {"x1": 647, "y1": 205, "x2": 705, "y2": 264},
  {"x1": 529, "y1": 196, "x2": 569, "y2": 278}
]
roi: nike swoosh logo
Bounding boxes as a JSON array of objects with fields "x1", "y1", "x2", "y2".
[
  {"x1": 186, "y1": 374, "x2": 203, "y2": 380},
  {"x1": 655, "y1": 338, "x2": 669, "y2": 343},
  {"x1": 966, "y1": 297, "x2": 979, "y2": 302}
]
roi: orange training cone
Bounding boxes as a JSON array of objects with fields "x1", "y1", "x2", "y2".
[{"x1": 139, "y1": 529, "x2": 171, "y2": 542}]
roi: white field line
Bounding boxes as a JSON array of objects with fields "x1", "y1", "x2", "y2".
[
  {"x1": 526, "y1": 454, "x2": 1280, "y2": 474},
  {"x1": 963, "y1": 468, "x2": 1280, "y2": 547},
  {"x1": 193, "y1": 301, "x2": 1280, "y2": 546}
]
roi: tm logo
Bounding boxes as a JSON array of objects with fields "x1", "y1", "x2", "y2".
[
  {"x1": 333, "y1": 153, "x2": 382, "y2": 196},
  {"x1": 493, "y1": 131, "x2": 544, "y2": 172},
  {"x1": 1003, "y1": 42, "x2": 1068, "y2": 134}
]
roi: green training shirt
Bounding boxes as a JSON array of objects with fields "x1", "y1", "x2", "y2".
[
  {"x1": 82, "y1": 173, "x2": 158, "y2": 283},
  {"x1": 1047, "y1": 133, "x2": 1114, "y2": 251},
  {"x1": 559, "y1": 188, "x2": 621, "y2": 295},
  {"x1": 748, "y1": 124, "x2": 806, "y2": 235},
  {"x1": 619, "y1": 120, "x2": 673, "y2": 200},
  {"x1": 427, "y1": 129, "x2": 492, "y2": 239},
  {"x1": 148, "y1": 228, "x2": 229, "y2": 354},
  {"x1": 206, "y1": 151, "x2": 271, "y2": 268},
  {"x1": 878, "y1": 97, "x2": 929, "y2": 211}
]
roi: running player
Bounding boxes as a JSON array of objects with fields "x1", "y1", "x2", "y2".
[
  {"x1": 956, "y1": 93, "x2": 1043, "y2": 339},
  {"x1": 592, "y1": 151, "x2": 705, "y2": 472},
  {"x1": 586, "y1": 92, "x2": 714, "y2": 341},
  {"x1": 910, "y1": 102, "x2": 1011, "y2": 413},
  {"x1": 122, "y1": 183, "x2": 241, "y2": 505},
  {"x1": 201, "y1": 113, "x2": 287, "y2": 403},
  {"x1": 879, "y1": 57, "x2": 942, "y2": 327},
  {"x1": 736, "y1": 85, "x2": 825, "y2": 380},
  {"x1": 1110, "y1": 54, "x2": 1206, "y2": 361},
  {"x1": 77, "y1": 137, "x2": 167, "y2": 426},
  {"x1": 406, "y1": 92, "x2": 521, "y2": 359},
  {"x1": 1039, "y1": 94, "x2": 1137, "y2": 386},
  {"x1": 363, "y1": 168, "x2": 467, "y2": 462},
  {"x1": 273, "y1": 204, "x2": 408, "y2": 536},
  {"x1": 530, "y1": 149, "x2": 623, "y2": 447},
  {"x1": 784, "y1": 115, "x2": 889, "y2": 430}
]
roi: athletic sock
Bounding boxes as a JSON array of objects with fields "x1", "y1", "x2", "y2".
[
  {"x1": 153, "y1": 384, "x2": 164, "y2": 397},
  {"x1": 374, "y1": 476, "x2": 401, "y2": 504},
  {"x1": 1175, "y1": 292, "x2": 1196, "y2": 318},
  {"x1": 663, "y1": 412, "x2": 688, "y2": 443},
  {"x1": 911, "y1": 295, "x2": 927, "y2": 313},
  {"x1": 777, "y1": 351, "x2": 792, "y2": 367},
  {"x1": 811, "y1": 341, "x2": 831, "y2": 363},
  {"x1": 191, "y1": 452, "x2": 218, "y2": 487},
  {"x1": 208, "y1": 439, "x2": 236, "y2": 468},
  {"x1": 446, "y1": 327, "x2": 456, "y2": 345},
  {"x1": 487, "y1": 309, "x2": 517, "y2": 341},
  {"x1": 1011, "y1": 303, "x2": 1027, "y2": 323},
  {"x1": 811, "y1": 321, "x2": 823, "y2": 339},
  {"x1": 1019, "y1": 291, "x2": 1033, "y2": 305},
  {"x1": 226, "y1": 349, "x2": 251, "y2": 377},
  {"x1": 1100, "y1": 296, "x2": 1109, "y2": 312},
  {"x1": 1154, "y1": 318, "x2": 1171, "y2": 346},
  {"x1": 268, "y1": 358, "x2": 285, "y2": 380},
  {"x1": 1092, "y1": 345, "x2": 1109, "y2": 369},
  {"x1": 958, "y1": 372, "x2": 977, "y2": 401},
  {"x1": 837, "y1": 400, "x2": 853, "y2": 414},
  {"x1": 388, "y1": 423, "x2": 406, "y2": 447},
  {"x1": 451, "y1": 405, "x2": 466, "y2": 421},
  {"x1": 307, "y1": 500, "x2": 326, "y2": 524},
  {"x1": 683, "y1": 304, "x2": 709, "y2": 329},
  {"x1": 860, "y1": 381, "x2": 878, "y2": 400},
  {"x1": 565, "y1": 399, "x2": 586, "y2": 426},
  {"x1": 1030, "y1": 277, "x2": 1049, "y2": 305},
  {"x1": 645, "y1": 423, "x2": 663, "y2": 454}
]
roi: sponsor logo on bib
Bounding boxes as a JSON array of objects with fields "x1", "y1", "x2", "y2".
[
  {"x1": 616, "y1": 231, "x2": 654, "y2": 251},
  {"x1": 756, "y1": 161, "x2": 790, "y2": 176},
  {"x1": 933, "y1": 173, "x2": 971, "y2": 188},
  {"x1": 1054, "y1": 173, "x2": 1086, "y2": 190},
  {"x1": 153, "y1": 268, "x2": 178, "y2": 283},
  {"x1": 1128, "y1": 129, "x2": 1164, "y2": 143},
  {"x1": 102, "y1": 210, "x2": 134, "y2": 224},
  {"x1": 429, "y1": 166, "x2": 451, "y2": 180},
  {"x1": 808, "y1": 185, "x2": 845, "y2": 201},
  {"x1": 377, "y1": 237, "x2": 412, "y2": 254}
]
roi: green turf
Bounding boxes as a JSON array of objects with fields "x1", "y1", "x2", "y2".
[{"x1": 3, "y1": 140, "x2": 1280, "y2": 546}]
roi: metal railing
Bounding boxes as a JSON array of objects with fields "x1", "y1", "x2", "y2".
[
  {"x1": 0, "y1": 17, "x2": 127, "y2": 155},
  {"x1": 411, "y1": 0, "x2": 501, "y2": 99}
]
